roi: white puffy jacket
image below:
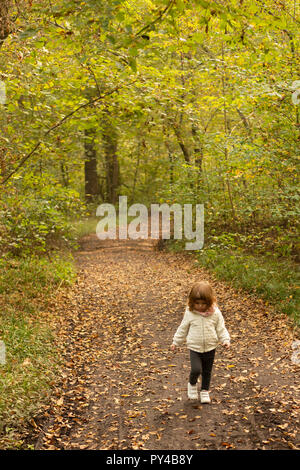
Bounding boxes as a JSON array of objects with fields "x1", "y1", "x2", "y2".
[{"x1": 172, "y1": 304, "x2": 230, "y2": 353}]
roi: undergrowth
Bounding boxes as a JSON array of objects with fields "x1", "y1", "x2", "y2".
[
  {"x1": 0, "y1": 252, "x2": 76, "y2": 449},
  {"x1": 167, "y1": 239, "x2": 299, "y2": 326}
]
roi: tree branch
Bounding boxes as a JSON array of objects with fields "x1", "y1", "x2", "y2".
[
  {"x1": 1, "y1": 82, "x2": 135, "y2": 185},
  {"x1": 135, "y1": 0, "x2": 176, "y2": 37}
]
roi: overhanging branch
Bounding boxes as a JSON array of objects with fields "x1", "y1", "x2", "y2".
[
  {"x1": 135, "y1": 0, "x2": 176, "y2": 38},
  {"x1": 1, "y1": 82, "x2": 134, "y2": 185}
]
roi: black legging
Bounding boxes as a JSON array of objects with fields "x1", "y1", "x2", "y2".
[{"x1": 189, "y1": 348, "x2": 216, "y2": 390}]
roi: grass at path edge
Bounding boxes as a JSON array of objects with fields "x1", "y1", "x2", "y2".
[
  {"x1": 166, "y1": 239, "x2": 299, "y2": 327},
  {"x1": 0, "y1": 252, "x2": 76, "y2": 449}
]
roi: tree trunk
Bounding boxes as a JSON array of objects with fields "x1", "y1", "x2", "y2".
[
  {"x1": 60, "y1": 162, "x2": 69, "y2": 187},
  {"x1": 165, "y1": 139, "x2": 174, "y2": 186},
  {"x1": 102, "y1": 116, "x2": 119, "y2": 204},
  {"x1": 222, "y1": 40, "x2": 236, "y2": 222},
  {"x1": 84, "y1": 127, "x2": 100, "y2": 202},
  {"x1": 131, "y1": 136, "x2": 144, "y2": 203},
  {"x1": 173, "y1": 124, "x2": 190, "y2": 163},
  {"x1": 0, "y1": 0, "x2": 11, "y2": 49},
  {"x1": 191, "y1": 123, "x2": 203, "y2": 194}
]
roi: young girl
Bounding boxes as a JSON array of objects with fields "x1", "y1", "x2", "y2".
[{"x1": 171, "y1": 282, "x2": 230, "y2": 404}]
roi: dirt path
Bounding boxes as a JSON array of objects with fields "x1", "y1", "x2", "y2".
[{"x1": 34, "y1": 235, "x2": 299, "y2": 450}]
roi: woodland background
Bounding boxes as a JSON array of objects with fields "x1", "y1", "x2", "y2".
[{"x1": 0, "y1": 0, "x2": 299, "y2": 448}]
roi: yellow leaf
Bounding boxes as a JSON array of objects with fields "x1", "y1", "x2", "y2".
[{"x1": 56, "y1": 397, "x2": 64, "y2": 406}]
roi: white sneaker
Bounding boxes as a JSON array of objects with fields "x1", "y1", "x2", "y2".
[
  {"x1": 187, "y1": 383, "x2": 198, "y2": 400},
  {"x1": 200, "y1": 390, "x2": 211, "y2": 404}
]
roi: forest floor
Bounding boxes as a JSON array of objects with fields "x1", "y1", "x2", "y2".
[{"x1": 31, "y1": 233, "x2": 299, "y2": 451}]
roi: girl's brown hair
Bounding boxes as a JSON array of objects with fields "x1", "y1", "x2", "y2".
[{"x1": 188, "y1": 282, "x2": 216, "y2": 310}]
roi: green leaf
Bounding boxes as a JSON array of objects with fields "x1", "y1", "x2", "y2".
[
  {"x1": 128, "y1": 57, "x2": 137, "y2": 72},
  {"x1": 196, "y1": 0, "x2": 209, "y2": 8},
  {"x1": 19, "y1": 28, "x2": 39, "y2": 39}
]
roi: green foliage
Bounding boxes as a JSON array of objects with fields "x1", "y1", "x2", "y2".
[
  {"x1": 0, "y1": 181, "x2": 86, "y2": 256},
  {"x1": 167, "y1": 237, "x2": 299, "y2": 325},
  {"x1": 196, "y1": 248, "x2": 299, "y2": 323},
  {"x1": 0, "y1": 0, "x2": 298, "y2": 304},
  {"x1": 0, "y1": 253, "x2": 76, "y2": 447}
]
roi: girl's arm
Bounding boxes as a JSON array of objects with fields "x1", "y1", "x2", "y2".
[
  {"x1": 215, "y1": 309, "x2": 230, "y2": 345},
  {"x1": 172, "y1": 308, "x2": 191, "y2": 346}
]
